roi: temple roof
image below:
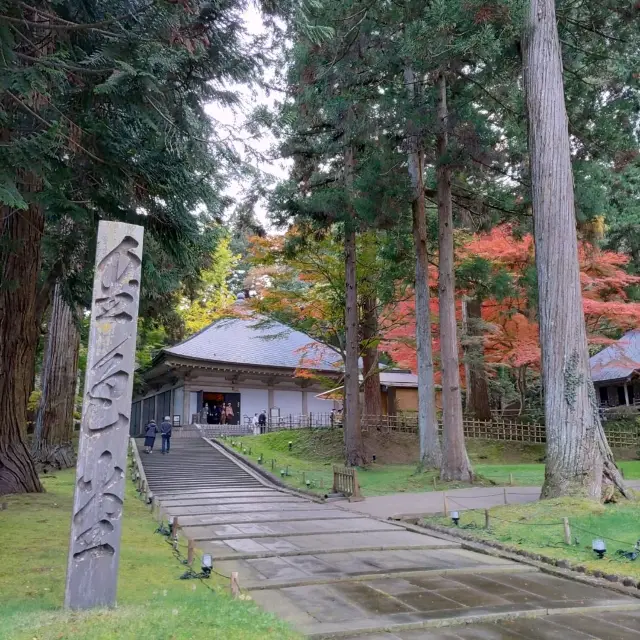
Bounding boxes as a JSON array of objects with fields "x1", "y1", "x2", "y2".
[
  {"x1": 164, "y1": 316, "x2": 342, "y2": 372},
  {"x1": 590, "y1": 330, "x2": 640, "y2": 384}
]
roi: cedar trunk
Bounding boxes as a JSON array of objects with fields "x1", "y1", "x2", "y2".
[
  {"x1": 404, "y1": 64, "x2": 441, "y2": 468},
  {"x1": 436, "y1": 74, "x2": 472, "y2": 482},
  {"x1": 343, "y1": 146, "x2": 366, "y2": 466},
  {"x1": 361, "y1": 295, "x2": 382, "y2": 417},
  {"x1": 524, "y1": 0, "x2": 626, "y2": 498},
  {"x1": 0, "y1": 200, "x2": 45, "y2": 494},
  {"x1": 463, "y1": 297, "x2": 492, "y2": 421},
  {"x1": 32, "y1": 284, "x2": 79, "y2": 470}
]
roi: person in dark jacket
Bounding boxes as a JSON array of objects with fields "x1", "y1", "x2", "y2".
[
  {"x1": 160, "y1": 416, "x2": 172, "y2": 454},
  {"x1": 144, "y1": 420, "x2": 157, "y2": 453}
]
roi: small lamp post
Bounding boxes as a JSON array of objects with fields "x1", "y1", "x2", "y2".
[
  {"x1": 288, "y1": 440, "x2": 293, "y2": 451},
  {"x1": 592, "y1": 539, "x2": 606, "y2": 559},
  {"x1": 202, "y1": 554, "x2": 213, "y2": 577},
  {"x1": 451, "y1": 511, "x2": 460, "y2": 526}
]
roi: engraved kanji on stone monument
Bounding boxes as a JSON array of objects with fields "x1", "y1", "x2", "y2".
[{"x1": 65, "y1": 221, "x2": 143, "y2": 610}]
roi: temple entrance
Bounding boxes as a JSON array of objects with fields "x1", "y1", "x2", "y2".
[{"x1": 202, "y1": 392, "x2": 241, "y2": 425}]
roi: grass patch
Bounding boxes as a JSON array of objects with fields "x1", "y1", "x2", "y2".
[
  {"x1": 423, "y1": 497, "x2": 640, "y2": 580},
  {"x1": 0, "y1": 467, "x2": 298, "y2": 640},
  {"x1": 222, "y1": 429, "x2": 640, "y2": 496}
]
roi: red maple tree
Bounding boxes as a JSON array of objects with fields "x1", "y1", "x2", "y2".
[{"x1": 383, "y1": 225, "x2": 640, "y2": 374}]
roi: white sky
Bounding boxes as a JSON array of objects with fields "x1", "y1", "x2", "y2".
[{"x1": 204, "y1": 5, "x2": 290, "y2": 231}]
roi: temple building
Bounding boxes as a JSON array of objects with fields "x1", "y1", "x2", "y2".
[
  {"x1": 590, "y1": 329, "x2": 640, "y2": 408},
  {"x1": 130, "y1": 315, "x2": 419, "y2": 434}
]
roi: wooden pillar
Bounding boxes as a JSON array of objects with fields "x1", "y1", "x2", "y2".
[
  {"x1": 302, "y1": 390, "x2": 308, "y2": 415},
  {"x1": 624, "y1": 384, "x2": 630, "y2": 406},
  {"x1": 268, "y1": 387, "x2": 274, "y2": 411},
  {"x1": 65, "y1": 221, "x2": 144, "y2": 610},
  {"x1": 182, "y1": 385, "x2": 191, "y2": 426}
]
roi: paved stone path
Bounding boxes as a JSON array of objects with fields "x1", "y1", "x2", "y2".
[
  {"x1": 341, "y1": 482, "x2": 640, "y2": 520},
  {"x1": 139, "y1": 438, "x2": 640, "y2": 639}
]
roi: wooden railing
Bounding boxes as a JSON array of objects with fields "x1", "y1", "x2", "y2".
[{"x1": 332, "y1": 465, "x2": 363, "y2": 502}]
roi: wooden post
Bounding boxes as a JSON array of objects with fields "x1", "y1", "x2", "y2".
[
  {"x1": 350, "y1": 468, "x2": 364, "y2": 502},
  {"x1": 433, "y1": 476, "x2": 437, "y2": 490},
  {"x1": 302, "y1": 472, "x2": 306, "y2": 485},
  {"x1": 563, "y1": 517, "x2": 571, "y2": 545},
  {"x1": 503, "y1": 487, "x2": 508, "y2": 505},
  {"x1": 509, "y1": 473, "x2": 514, "y2": 486},
  {"x1": 171, "y1": 516, "x2": 179, "y2": 539},
  {"x1": 271, "y1": 459, "x2": 275, "y2": 471},
  {"x1": 64, "y1": 222, "x2": 143, "y2": 611},
  {"x1": 485, "y1": 509, "x2": 490, "y2": 529},
  {"x1": 443, "y1": 492, "x2": 448, "y2": 516},
  {"x1": 187, "y1": 539, "x2": 194, "y2": 565},
  {"x1": 231, "y1": 572, "x2": 240, "y2": 598}
]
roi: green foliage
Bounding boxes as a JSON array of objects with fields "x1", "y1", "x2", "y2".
[
  {"x1": 179, "y1": 236, "x2": 239, "y2": 335},
  {"x1": 1, "y1": 0, "x2": 260, "y2": 321}
]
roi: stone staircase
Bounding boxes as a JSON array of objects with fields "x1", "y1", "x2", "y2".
[
  {"x1": 136, "y1": 437, "x2": 265, "y2": 497},
  {"x1": 136, "y1": 437, "x2": 640, "y2": 639}
]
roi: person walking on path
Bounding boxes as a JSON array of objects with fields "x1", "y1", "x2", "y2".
[
  {"x1": 144, "y1": 420, "x2": 157, "y2": 453},
  {"x1": 160, "y1": 416, "x2": 172, "y2": 454}
]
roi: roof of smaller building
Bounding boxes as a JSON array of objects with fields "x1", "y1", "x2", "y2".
[
  {"x1": 164, "y1": 316, "x2": 343, "y2": 372},
  {"x1": 379, "y1": 370, "x2": 419, "y2": 387},
  {"x1": 590, "y1": 329, "x2": 640, "y2": 383}
]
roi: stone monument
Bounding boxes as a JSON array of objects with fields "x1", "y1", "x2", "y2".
[{"x1": 64, "y1": 221, "x2": 144, "y2": 609}]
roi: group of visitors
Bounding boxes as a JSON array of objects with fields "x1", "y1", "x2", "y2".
[
  {"x1": 201, "y1": 402, "x2": 235, "y2": 425},
  {"x1": 144, "y1": 416, "x2": 172, "y2": 454}
]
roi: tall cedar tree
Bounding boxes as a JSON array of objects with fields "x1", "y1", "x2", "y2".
[
  {"x1": 436, "y1": 74, "x2": 472, "y2": 481},
  {"x1": 0, "y1": 0, "x2": 259, "y2": 493},
  {"x1": 32, "y1": 285, "x2": 80, "y2": 470},
  {"x1": 524, "y1": 0, "x2": 627, "y2": 498}
]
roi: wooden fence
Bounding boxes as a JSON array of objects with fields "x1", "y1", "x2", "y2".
[
  {"x1": 332, "y1": 465, "x2": 363, "y2": 501},
  {"x1": 360, "y1": 414, "x2": 640, "y2": 448},
  {"x1": 157, "y1": 414, "x2": 640, "y2": 448}
]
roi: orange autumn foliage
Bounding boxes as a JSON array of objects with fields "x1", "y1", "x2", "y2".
[{"x1": 383, "y1": 225, "x2": 640, "y2": 373}]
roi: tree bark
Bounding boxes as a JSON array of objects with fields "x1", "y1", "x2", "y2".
[
  {"x1": 32, "y1": 284, "x2": 79, "y2": 470},
  {"x1": 0, "y1": 198, "x2": 45, "y2": 494},
  {"x1": 524, "y1": 0, "x2": 627, "y2": 499},
  {"x1": 404, "y1": 64, "x2": 442, "y2": 468},
  {"x1": 344, "y1": 146, "x2": 366, "y2": 466},
  {"x1": 361, "y1": 294, "x2": 382, "y2": 418},
  {"x1": 0, "y1": 1, "x2": 54, "y2": 494},
  {"x1": 436, "y1": 74, "x2": 473, "y2": 482},
  {"x1": 462, "y1": 297, "x2": 492, "y2": 421}
]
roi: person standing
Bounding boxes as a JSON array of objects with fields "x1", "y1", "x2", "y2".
[
  {"x1": 160, "y1": 416, "x2": 172, "y2": 454},
  {"x1": 258, "y1": 410, "x2": 267, "y2": 434},
  {"x1": 252, "y1": 413, "x2": 260, "y2": 435},
  {"x1": 220, "y1": 403, "x2": 227, "y2": 425},
  {"x1": 225, "y1": 401, "x2": 234, "y2": 424},
  {"x1": 144, "y1": 420, "x2": 157, "y2": 453}
]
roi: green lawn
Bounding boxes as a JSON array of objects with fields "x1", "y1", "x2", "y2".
[
  {"x1": 224, "y1": 429, "x2": 640, "y2": 496},
  {"x1": 0, "y1": 467, "x2": 298, "y2": 640},
  {"x1": 423, "y1": 497, "x2": 640, "y2": 581}
]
